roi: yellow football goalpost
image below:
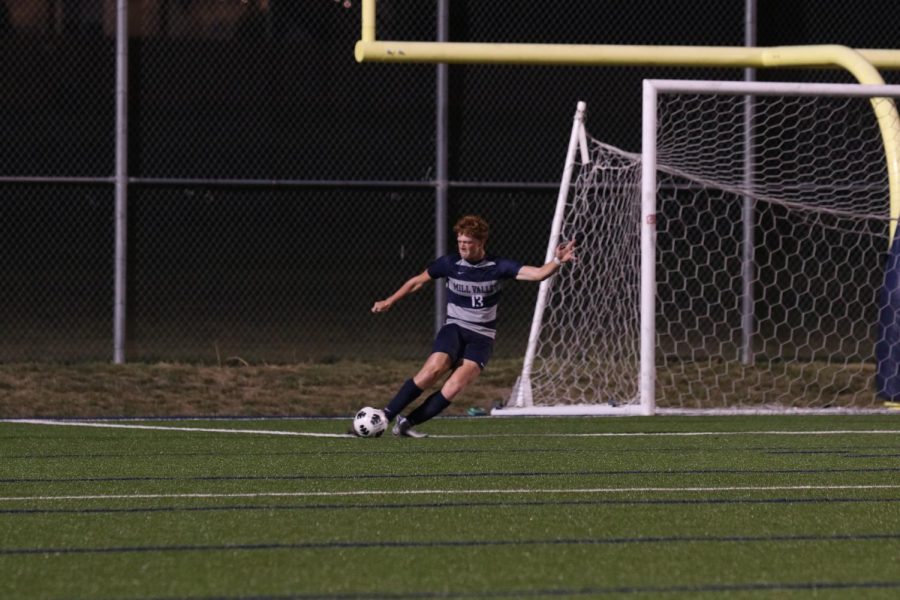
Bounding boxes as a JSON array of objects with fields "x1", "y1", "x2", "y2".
[{"x1": 354, "y1": 0, "x2": 900, "y2": 241}]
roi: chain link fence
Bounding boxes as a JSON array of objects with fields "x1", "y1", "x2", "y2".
[{"x1": 2, "y1": 0, "x2": 900, "y2": 363}]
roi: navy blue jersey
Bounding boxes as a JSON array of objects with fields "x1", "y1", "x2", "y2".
[{"x1": 427, "y1": 253, "x2": 523, "y2": 339}]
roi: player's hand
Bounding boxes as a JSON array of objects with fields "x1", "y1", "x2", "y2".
[
  {"x1": 556, "y1": 239, "x2": 576, "y2": 264},
  {"x1": 371, "y1": 300, "x2": 392, "y2": 313}
]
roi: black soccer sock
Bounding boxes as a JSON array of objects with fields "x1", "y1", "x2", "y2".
[
  {"x1": 407, "y1": 391, "x2": 451, "y2": 426},
  {"x1": 384, "y1": 379, "x2": 423, "y2": 421}
]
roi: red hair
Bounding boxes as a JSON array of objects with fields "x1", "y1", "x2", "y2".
[{"x1": 453, "y1": 215, "x2": 489, "y2": 241}]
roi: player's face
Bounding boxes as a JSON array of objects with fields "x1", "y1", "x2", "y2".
[{"x1": 457, "y1": 234, "x2": 485, "y2": 261}]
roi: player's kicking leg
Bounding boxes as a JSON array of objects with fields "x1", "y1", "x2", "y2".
[
  {"x1": 394, "y1": 359, "x2": 482, "y2": 438},
  {"x1": 383, "y1": 351, "x2": 452, "y2": 427}
]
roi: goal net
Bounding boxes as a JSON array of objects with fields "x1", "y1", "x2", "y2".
[{"x1": 497, "y1": 80, "x2": 900, "y2": 415}]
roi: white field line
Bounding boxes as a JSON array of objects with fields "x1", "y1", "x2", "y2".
[
  {"x1": 2, "y1": 485, "x2": 900, "y2": 502},
  {"x1": 437, "y1": 430, "x2": 900, "y2": 438},
  {"x1": 2, "y1": 419, "x2": 349, "y2": 438},
  {"x1": 2, "y1": 419, "x2": 899, "y2": 438}
]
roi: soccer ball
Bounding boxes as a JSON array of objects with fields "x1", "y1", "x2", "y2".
[{"x1": 352, "y1": 407, "x2": 387, "y2": 437}]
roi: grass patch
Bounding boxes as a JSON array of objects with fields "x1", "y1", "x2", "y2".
[{"x1": 0, "y1": 416, "x2": 898, "y2": 598}]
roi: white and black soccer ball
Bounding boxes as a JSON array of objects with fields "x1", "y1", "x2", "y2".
[{"x1": 352, "y1": 407, "x2": 387, "y2": 437}]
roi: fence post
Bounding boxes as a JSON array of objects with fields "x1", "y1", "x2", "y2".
[
  {"x1": 113, "y1": 0, "x2": 129, "y2": 364},
  {"x1": 434, "y1": 0, "x2": 450, "y2": 333}
]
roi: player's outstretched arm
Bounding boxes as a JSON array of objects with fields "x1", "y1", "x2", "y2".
[
  {"x1": 516, "y1": 240, "x2": 577, "y2": 282},
  {"x1": 372, "y1": 270, "x2": 432, "y2": 313}
]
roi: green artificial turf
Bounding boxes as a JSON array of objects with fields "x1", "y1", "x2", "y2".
[{"x1": 1, "y1": 415, "x2": 899, "y2": 599}]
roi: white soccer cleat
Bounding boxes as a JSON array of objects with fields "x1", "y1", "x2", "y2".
[{"x1": 392, "y1": 417, "x2": 428, "y2": 438}]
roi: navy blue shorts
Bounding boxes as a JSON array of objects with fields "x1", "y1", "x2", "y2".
[{"x1": 431, "y1": 323, "x2": 494, "y2": 370}]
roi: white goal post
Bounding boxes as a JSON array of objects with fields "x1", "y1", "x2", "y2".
[{"x1": 495, "y1": 80, "x2": 900, "y2": 416}]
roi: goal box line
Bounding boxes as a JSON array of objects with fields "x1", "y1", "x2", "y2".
[
  {"x1": 492, "y1": 404, "x2": 649, "y2": 417},
  {"x1": 492, "y1": 406, "x2": 896, "y2": 417}
]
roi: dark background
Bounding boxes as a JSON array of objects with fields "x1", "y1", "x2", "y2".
[{"x1": 1, "y1": 0, "x2": 899, "y2": 363}]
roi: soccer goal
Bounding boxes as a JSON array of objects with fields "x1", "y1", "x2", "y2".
[{"x1": 496, "y1": 80, "x2": 900, "y2": 416}]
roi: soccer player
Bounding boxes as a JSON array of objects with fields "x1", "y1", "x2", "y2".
[{"x1": 371, "y1": 215, "x2": 576, "y2": 437}]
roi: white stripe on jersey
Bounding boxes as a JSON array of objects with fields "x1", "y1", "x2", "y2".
[
  {"x1": 445, "y1": 318, "x2": 497, "y2": 339},
  {"x1": 447, "y1": 302, "x2": 497, "y2": 324}
]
